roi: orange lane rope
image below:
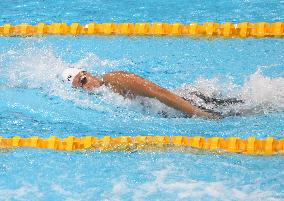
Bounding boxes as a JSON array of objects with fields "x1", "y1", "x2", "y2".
[
  {"x1": 0, "y1": 136, "x2": 283, "y2": 155},
  {"x1": 0, "y1": 22, "x2": 283, "y2": 38}
]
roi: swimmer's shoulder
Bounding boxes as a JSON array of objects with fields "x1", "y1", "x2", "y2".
[{"x1": 102, "y1": 71, "x2": 134, "y2": 82}]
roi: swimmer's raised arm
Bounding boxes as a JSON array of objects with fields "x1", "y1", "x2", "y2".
[
  {"x1": 62, "y1": 68, "x2": 220, "y2": 119},
  {"x1": 101, "y1": 71, "x2": 220, "y2": 119}
]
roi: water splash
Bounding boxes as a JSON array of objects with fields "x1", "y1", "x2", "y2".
[
  {"x1": 174, "y1": 69, "x2": 284, "y2": 116},
  {"x1": 241, "y1": 69, "x2": 284, "y2": 112},
  {"x1": 1, "y1": 45, "x2": 283, "y2": 117},
  {"x1": 0, "y1": 44, "x2": 134, "y2": 113}
]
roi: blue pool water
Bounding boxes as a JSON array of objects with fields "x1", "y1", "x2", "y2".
[{"x1": 0, "y1": 0, "x2": 284, "y2": 200}]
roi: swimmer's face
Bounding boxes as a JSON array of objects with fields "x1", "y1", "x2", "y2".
[{"x1": 72, "y1": 71, "x2": 102, "y2": 90}]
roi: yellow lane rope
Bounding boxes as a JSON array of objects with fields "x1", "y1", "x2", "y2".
[
  {"x1": 0, "y1": 22, "x2": 283, "y2": 38},
  {"x1": 0, "y1": 136, "x2": 283, "y2": 155}
]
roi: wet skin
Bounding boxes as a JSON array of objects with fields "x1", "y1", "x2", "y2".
[{"x1": 72, "y1": 71, "x2": 220, "y2": 119}]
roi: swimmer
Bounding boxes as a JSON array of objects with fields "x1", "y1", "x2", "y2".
[{"x1": 61, "y1": 68, "x2": 243, "y2": 119}]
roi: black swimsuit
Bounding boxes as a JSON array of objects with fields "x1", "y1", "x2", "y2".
[
  {"x1": 184, "y1": 91, "x2": 244, "y2": 106},
  {"x1": 182, "y1": 91, "x2": 244, "y2": 117}
]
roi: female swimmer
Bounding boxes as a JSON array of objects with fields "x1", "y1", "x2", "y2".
[{"x1": 61, "y1": 68, "x2": 242, "y2": 119}]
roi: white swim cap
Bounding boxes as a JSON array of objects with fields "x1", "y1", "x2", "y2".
[{"x1": 61, "y1": 68, "x2": 83, "y2": 85}]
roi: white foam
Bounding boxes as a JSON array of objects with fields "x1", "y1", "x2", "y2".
[
  {"x1": 51, "y1": 183, "x2": 97, "y2": 201},
  {"x1": 0, "y1": 184, "x2": 43, "y2": 201},
  {"x1": 241, "y1": 69, "x2": 284, "y2": 110},
  {"x1": 0, "y1": 44, "x2": 133, "y2": 113},
  {"x1": 174, "y1": 69, "x2": 284, "y2": 116},
  {"x1": 107, "y1": 168, "x2": 281, "y2": 201}
]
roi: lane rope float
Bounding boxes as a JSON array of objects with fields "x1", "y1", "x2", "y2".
[
  {"x1": 0, "y1": 22, "x2": 283, "y2": 38},
  {"x1": 0, "y1": 135, "x2": 283, "y2": 155}
]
